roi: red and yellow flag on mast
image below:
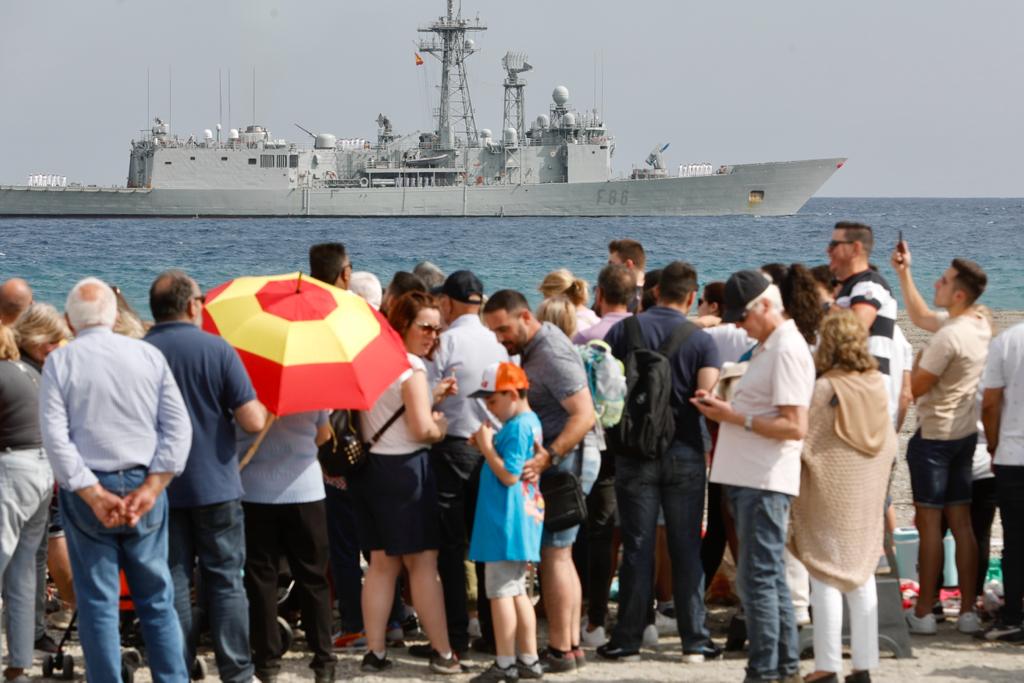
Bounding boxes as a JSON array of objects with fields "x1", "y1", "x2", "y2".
[{"x1": 415, "y1": 53, "x2": 424, "y2": 66}]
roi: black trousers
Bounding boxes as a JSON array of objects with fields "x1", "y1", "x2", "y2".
[
  {"x1": 701, "y1": 482, "x2": 729, "y2": 590},
  {"x1": 996, "y1": 466, "x2": 1024, "y2": 624},
  {"x1": 583, "y1": 453, "x2": 618, "y2": 628},
  {"x1": 431, "y1": 438, "x2": 491, "y2": 651},
  {"x1": 243, "y1": 500, "x2": 336, "y2": 677}
]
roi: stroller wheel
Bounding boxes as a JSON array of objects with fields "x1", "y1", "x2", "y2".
[
  {"x1": 61, "y1": 654, "x2": 75, "y2": 680},
  {"x1": 123, "y1": 648, "x2": 144, "y2": 668},
  {"x1": 121, "y1": 654, "x2": 138, "y2": 683},
  {"x1": 42, "y1": 654, "x2": 55, "y2": 678},
  {"x1": 276, "y1": 616, "x2": 294, "y2": 656},
  {"x1": 191, "y1": 656, "x2": 208, "y2": 680}
]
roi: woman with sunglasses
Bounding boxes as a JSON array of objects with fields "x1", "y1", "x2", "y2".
[{"x1": 352, "y1": 291, "x2": 461, "y2": 675}]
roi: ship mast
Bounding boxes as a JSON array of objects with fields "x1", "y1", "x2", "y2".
[{"x1": 418, "y1": 0, "x2": 486, "y2": 150}]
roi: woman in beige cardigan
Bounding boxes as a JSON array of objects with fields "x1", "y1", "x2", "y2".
[{"x1": 789, "y1": 310, "x2": 897, "y2": 683}]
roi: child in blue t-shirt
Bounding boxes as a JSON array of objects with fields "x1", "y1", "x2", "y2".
[{"x1": 468, "y1": 362, "x2": 545, "y2": 681}]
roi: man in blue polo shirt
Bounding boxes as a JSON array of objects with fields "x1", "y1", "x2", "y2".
[
  {"x1": 600, "y1": 260, "x2": 722, "y2": 663},
  {"x1": 145, "y1": 270, "x2": 267, "y2": 682}
]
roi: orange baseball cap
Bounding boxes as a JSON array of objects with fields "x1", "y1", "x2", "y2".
[{"x1": 470, "y1": 362, "x2": 530, "y2": 398}]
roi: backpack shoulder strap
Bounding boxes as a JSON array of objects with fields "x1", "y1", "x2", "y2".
[
  {"x1": 658, "y1": 320, "x2": 699, "y2": 358},
  {"x1": 623, "y1": 314, "x2": 648, "y2": 354}
]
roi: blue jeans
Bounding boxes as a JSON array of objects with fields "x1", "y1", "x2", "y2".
[
  {"x1": 169, "y1": 499, "x2": 253, "y2": 683},
  {"x1": 324, "y1": 484, "x2": 365, "y2": 634},
  {"x1": 60, "y1": 467, "x2": 187, "y2": 683},
  {"x1": 611, "y1": 441, "x2": 711, "y2": 651},
  {"x1": 0, "y1": 448, "x2": 53, "y2": 669},
  {"x1": 726, "y1": 485, "x2": 799, "y2": 680}
]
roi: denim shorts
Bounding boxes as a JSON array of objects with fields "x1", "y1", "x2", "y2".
[
  {"x1": 540, "y1": 434, "x2": 600, "y2": 549},
  {"x1": 906, "y1": 430, "x2": 976, "y2": 508}
]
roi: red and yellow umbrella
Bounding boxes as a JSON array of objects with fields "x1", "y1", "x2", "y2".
[{"x1": 202, "y1": 272, "x2": 409, "y2": 416}]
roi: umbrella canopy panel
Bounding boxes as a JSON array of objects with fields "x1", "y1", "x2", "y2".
[{"x1": 203, "y1": 273, "x2": 410, "y2": 415}]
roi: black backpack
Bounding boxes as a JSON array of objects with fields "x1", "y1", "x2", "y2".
[{"x1": 610, "y1": 315, "x2": 697, "y2": 460}]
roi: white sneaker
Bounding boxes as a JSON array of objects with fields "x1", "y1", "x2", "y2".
[
  {"x1": 905, "y1": 609, "x2": 937, "y2": 635},
  {"x1": 581, "y1": 625, "x2": 608, "y2": 648},
  {"x1": 654, "y1": 610, "x2": 678, "y2": 635},
  {"x1": 642, "y1": 623, "x2": 659, "y2": 648},
  {"x1": 956, "y1": 611, "x2": 982, "y2": 634}
]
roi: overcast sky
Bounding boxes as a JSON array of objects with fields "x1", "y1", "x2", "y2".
[{"x1": 2, "y1": 0, "x2": 1021, "y2": 196}]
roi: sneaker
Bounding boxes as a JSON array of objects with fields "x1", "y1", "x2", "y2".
[
  {"x1": 314, "y1": 663, "x2": 336, "y2": 683},
  {"x1": 516, "y1": 660, "x2": 545, "y2": 679},
  {"x1": 571, "y1": 646, "x2": 586, "y2": 669},
  {"x1": 386, "y1": 620, "x2": 405, "y2": 644},
  {"x1": 595, "y1": 643, "x2": 641, "y2": 662},
  {"x1": 641, "y1": 623, "x2": 659, "y2": 648},
  {"x1": 540, "y1": 647, "x2": 577, "y2": 672},
  {"x1": 581, "y1": 625, "x2": 608, "y2": 647},
  {"x1": 845, "y1": 671, "x2": 871, "y2": 683},
  {"x1": 402, "y1": 611, "x2": 421, "y2": 636},
  {"x1": 977, "y1": 619, "x2": 1024, "y2": 642},
  {"x1": 654, "y1": 610, "x2": 678, "y2": 635},
  {"x1": 360, "y1": 651, "x2": 392, "y2": 673},
  {"x1": 34, "y1": 634, "x2": 59, "y2": 653},
  {"x1": 429, "y1": 652, "x2": 465, "y2": 675},
  {"x1": 905, "y1": 610, "x2": 937, "y2": 635},
  {"x1": 682, "y1": 641, "x2": 723, "y2": 663},
  {"x1": 470, "y1": 662, "x2": 519, "y2": 682},
  {"x1": 956, "y1": 611, "x2": 983, "y2": 634},
  {"x1": 332, "y1": 631, "x2": 366, "y2": 651}
]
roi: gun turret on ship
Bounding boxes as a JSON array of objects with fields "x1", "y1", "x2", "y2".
[{"x1": 0, "y1": 0, "x2": 844, "y2": 217}]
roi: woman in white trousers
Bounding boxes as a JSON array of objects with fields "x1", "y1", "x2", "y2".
[{"x1": 789, "y1": 311, "x2": 897, "y2": 683}]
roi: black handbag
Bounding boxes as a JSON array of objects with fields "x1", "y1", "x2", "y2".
[
  {"x1": 540, "y1": 448, "x2": 588, "y2": 532},
  {"x1": 318, "y1": 406, "x2": 405, "y2": 477}
]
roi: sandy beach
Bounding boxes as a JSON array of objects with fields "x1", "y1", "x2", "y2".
[{"x1": 25, "y1": 311, "x2": 1024, "y2": 682}]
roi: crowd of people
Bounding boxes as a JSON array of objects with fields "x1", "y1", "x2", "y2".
[{"x1": 0, "y1": 223, "x2": 1021, "y2": 683}]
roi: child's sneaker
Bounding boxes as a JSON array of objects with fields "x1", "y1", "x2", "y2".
[
  {"x1": 429, "y1": 652, "x2": 465, "y2": 675},
  {"x1": 332, "y1": 631, "x2": 366, "y2": 651},
  {"x1": 470, "y1": 662, "x2": 519, "y2": 682},
  {"x1": 360, "y1": 651, "x2": 392, "y2": 673},
  {"x1": 516, "y1": 659, "x2": 545, "y2": 679}
]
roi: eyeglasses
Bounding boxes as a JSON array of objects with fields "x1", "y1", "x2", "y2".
[
  {"x1": 827, "y1": 239, "x2": 855, "y2": 251},
  {"x1": 415, "y1": 322, "x2": 442, "y2": 335}
]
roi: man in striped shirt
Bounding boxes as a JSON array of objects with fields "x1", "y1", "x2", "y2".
[{"x1": 828, "y1": 222, "x2": 900, "y2": 421}]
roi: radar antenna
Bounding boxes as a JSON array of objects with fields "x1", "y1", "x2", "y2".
[
  {"x1": 501, "y1": 51, "x2": 531, "y2": 142},
  {"x1": 418, "y1": 0, "x2": 486, "y2": 150}
]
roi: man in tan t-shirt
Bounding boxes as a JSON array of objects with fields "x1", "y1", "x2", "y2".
[{"x1": 891, "y1": 242, "x2": 990, "y2": 636}]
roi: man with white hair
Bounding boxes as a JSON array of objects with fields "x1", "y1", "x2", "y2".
[
  {"x1": 39, "y1": 277, "x2": 192, "y2": 682},
  {"x1": 692, "y1": 270, "x2": 815, "y2": 683}
]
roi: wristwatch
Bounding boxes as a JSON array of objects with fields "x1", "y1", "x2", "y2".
[{"x1": 744, "y1": 415, "x2": 754, "y2": 432}]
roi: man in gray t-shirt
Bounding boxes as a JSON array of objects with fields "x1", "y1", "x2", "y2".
[{"x1": 483, "y1": 290, "x2": 595, "y2": 671}]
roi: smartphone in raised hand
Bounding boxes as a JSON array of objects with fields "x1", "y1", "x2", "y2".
[{"x1": 896, "y1": 229, "x2": 907, "y2": 263}]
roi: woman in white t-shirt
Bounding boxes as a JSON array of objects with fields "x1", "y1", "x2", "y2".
[{"x1": 351, "y1": 291, "x2": 461, "y2": 674}]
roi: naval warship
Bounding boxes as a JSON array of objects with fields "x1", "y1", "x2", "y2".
[{"x1": 0, "y1": 1, "x2": 843, "y2": 218}]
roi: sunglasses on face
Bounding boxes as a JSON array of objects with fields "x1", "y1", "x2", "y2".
[
  {"x1": 828, "y1": 239, "x2": 855, "y2": 251},
  {"x1": 415, "y1": 322, "x2": 442, "y2": 335}
]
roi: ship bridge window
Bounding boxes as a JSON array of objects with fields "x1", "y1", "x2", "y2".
[
  {"x1": 260, "y1": 154, "x2": 275, "y2": 168},
  {"x1": 164, "y1": 161, "x2": 172, "y2": 165},
  {"x1": 276, "y1": 155, "x2": 288, "y2": 168},
  {"x1": 190, "y1": 156, "x2": 196, "y2": 161},
  {"x1": 248, "y1": 158, "x2": 257, "y2": 165},
  {"x1": 289, "y1": 154, "x2": 299, "y2": 168},
  {"x1": 221, "y1": 156, "x2": 229, "y2": 161},
  {"x1": 749, "y1": 190, "x2": 765, "y2": 204}
]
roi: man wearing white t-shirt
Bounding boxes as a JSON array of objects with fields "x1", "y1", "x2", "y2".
[
  {"x1": 980, "y1": 321, "x2": 1024, "y2": 642},
  {"x1": 693, "y1": 270, "x2": 815, "y2": 683}
]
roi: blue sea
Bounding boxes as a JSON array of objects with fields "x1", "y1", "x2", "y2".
[{"x1": 1, "y1": 197, "x2": 1021, "y2": 312}]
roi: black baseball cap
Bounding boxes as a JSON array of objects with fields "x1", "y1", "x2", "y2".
[
  {"x1": 438, "y1": 270, "x2": 484, "y2": 304},
  {"x1": 722, "y1": 270, "x2": 770, "y2": 323}
]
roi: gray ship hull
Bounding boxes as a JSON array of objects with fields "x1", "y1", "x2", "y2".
[{"x1": 0, "y1": 158, "x2": 843, "y2": 218}]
